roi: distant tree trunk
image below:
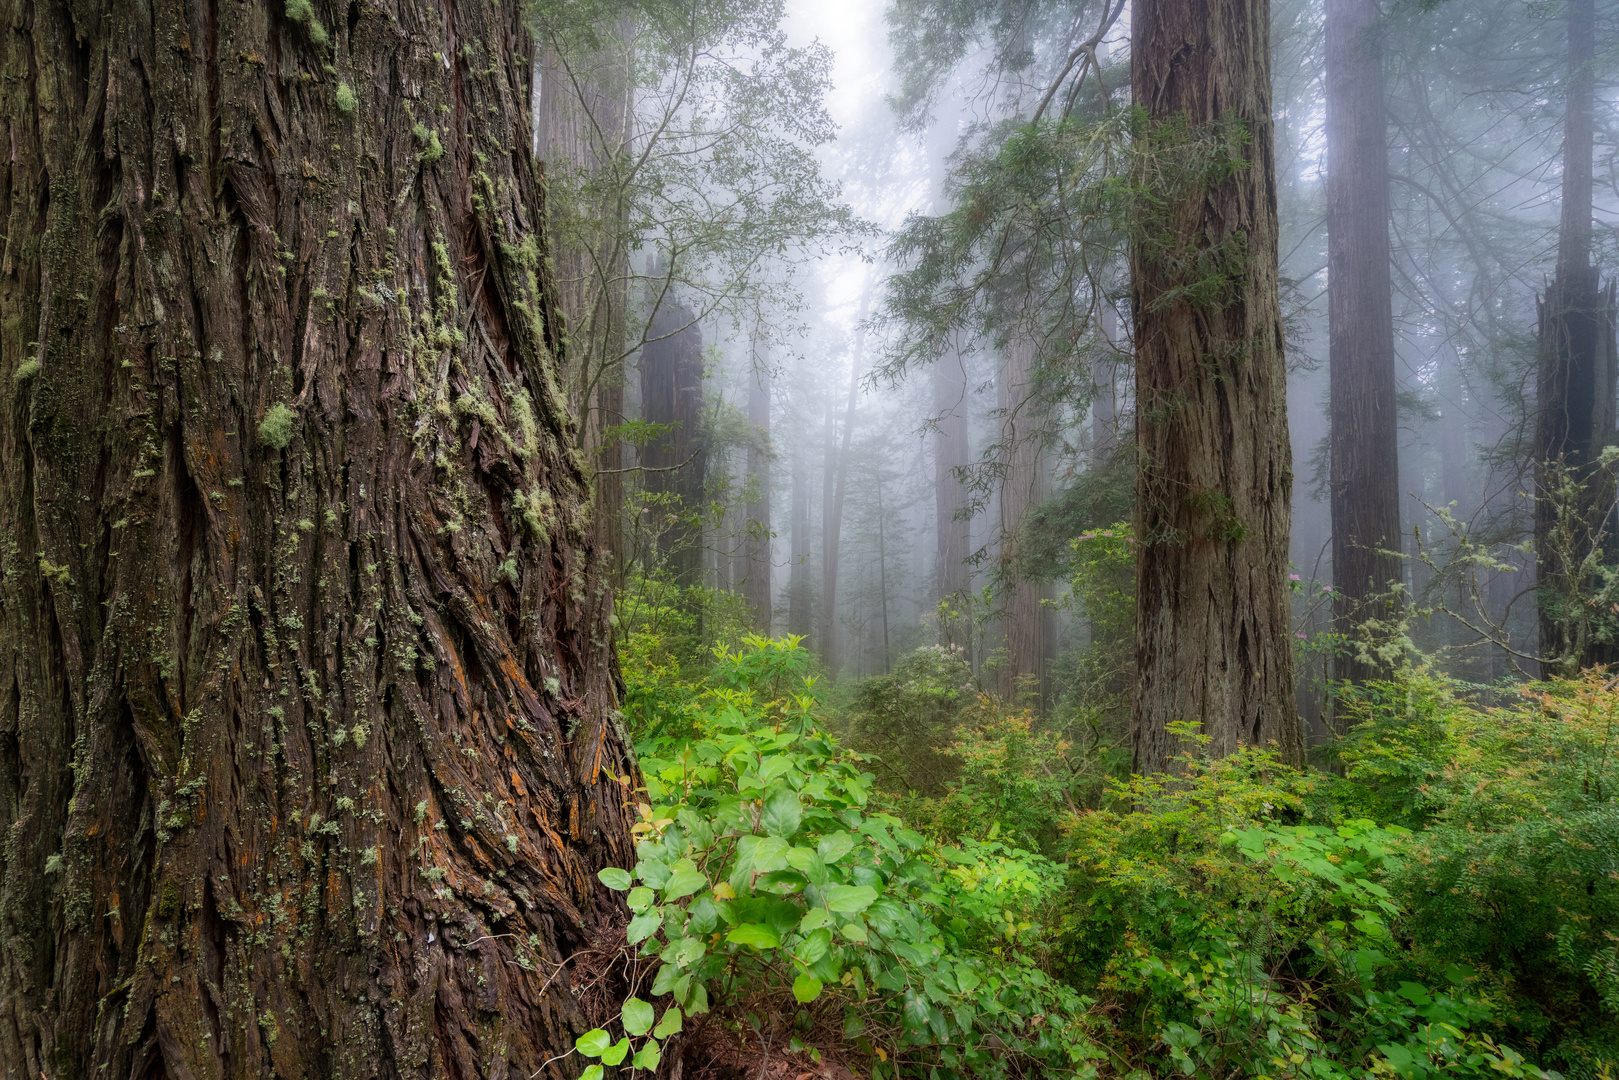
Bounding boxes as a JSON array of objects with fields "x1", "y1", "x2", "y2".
[
  {"x1": 1093, "y1": 302, "x2": 1121, "y2": 457},
  {"x1": 1325, "y1": 0, "x2": 1404, "y2": 693},
  {"x1": 997, "y1": 335, "x2": 1055, "y2": 705},
  {"x1": 743, "y1": 345, "x2": 773, "y2": 632},
  {"x1": 934, "y1": 352, "x2": 973, "y2": 632},
  {"x1": 788, "y1": 450, "x2": 813, "y2": 639},
  {"x1": 641, "y1": 298, "x2": 707, "y2": 586},
  {"x1": 819, "y1": 354, "x2": 860, "y2": 679},
  {"x1": 537, "y1": 28, "x2": 631, "y2": 583},
  {"x1": 1535, "y1": 0, "x2": 1619, "y2": 676},
  {"x1": 0, "y1": 4, "x2": 637, "y2": 1078},
  {"x1": 1130, "y1": 0, "x2": 1302, "y2": 773}
]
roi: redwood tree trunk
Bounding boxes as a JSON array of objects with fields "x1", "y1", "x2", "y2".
[
  {"x1": 933, "y1": 353, "x2": 972, "y2": 630},
  {"x1": 743, "y1": 351, "x2": 772, "y2": 633},
  {"x1": 1325, "y1": 0, "x2": 1404, "y2": 692},
  {"x1": 1535, "y1": 0, "x2": 1619, "y2": 675},
  {"x1": 1130, "y1": 0, "x2": 1302, "y2": 773},
  {"x1": 996, "y1": 334, "x2": 1054, "y2": 705},
  {"x1": 0, "y1": 3, "x2": 636, "y2": 1078},
  {"x1": 640, "y1": 298, "x2": 706, "y2": 586}
]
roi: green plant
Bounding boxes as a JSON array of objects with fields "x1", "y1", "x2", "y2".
[{"x1": 258, "y1": 403, "x2": 297, "y2": 450}]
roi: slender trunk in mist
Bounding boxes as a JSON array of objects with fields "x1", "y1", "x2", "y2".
[
  {"x1": 789, "y1": 452, "x2": 813, "y2": 639},
  {"x1": 537, "y1": 30, "x2": 631, "y2": 581},
  {"x1": 819, "y1": 353, "x2": 861, "y2": 678},
  {"x1": 641, "y1": 297, "x2": 707, "y2": 586},
  {"x1": 0, "y1": 5, "x2": 638, "y2": 1076},
  {"x1": 1325, "y1": 0, "x2": 1404, "y2": 693},
  {"x1": 997, "y1": 334, "x2": 1055, "y2": 705},
  {"x1": 1535, "y1": 0, "x2": 1619, "y2": 676},
  {"x1": 1093, "y1": 302, "x2": 1120, "y2": 457},
  {"x1": 1130, "y1": 0, "x2": 1302, "y2": 773},
  {"x1": 744, "y1": 346, "x2": 773, "y2": 632},
  {"x1": 934, "y1": 353, "x2": 973, "y2": 629},
  {"x1": 877, "y1": 474, "x2": 892, "y2": 673}
]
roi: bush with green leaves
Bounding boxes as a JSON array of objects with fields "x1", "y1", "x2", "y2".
[{"x1": 594, "y1": 636, "x2": 1102, "y2": 1079}]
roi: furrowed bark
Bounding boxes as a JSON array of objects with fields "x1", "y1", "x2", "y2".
[
  {"x1": 1129, "y1": 0, "x2": 1302, "y2": 773},
  {"x1": 0, "y1": 2, "x2": 636, "y2": 1078},
  {"x1": 1325, "y1": 0, "x2": 1404, "y2": 692}
]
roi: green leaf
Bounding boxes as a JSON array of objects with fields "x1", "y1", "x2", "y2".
[
  {"x1": 726, "y1": 923, "x2": 781, "y2": 949},
  {"x1": 738, "y1": 834, "x2": 790, "y2": 874},
  {"x1": 621, "y1": 997, "x2": 655, "y2": 1037},
  {"x1": 580, "y1": 1067, "x2": 604, "y2": 1080},
  {"x1": 661, "y1": 935, "x2": 705, "y2": 969},
  {"x1": 796, "y1": 927, "x2": 833, "y2": 965},
  {"x1": 839, "y1": 922, "x2": 867, "y2": 943},
  {"x1": 785, "y1": 846, "x2": 830, "y2": 886},
  {"x1": 600, "y1": 1039, "x2": 630, "y2": 1067},
  {"x1": 799, "y1": 907, "x2": 832, "y2": 931},
  {"x1": 793, "y1": 973, "x2": 824, "y2": 1003},
  {"x1": 653, "y1": 1006, "x2": 683, "y2": 1039},
  {"x1": 637, "y1": 859, "x2": 670, "y2": 889},
  {"x1": 663, "y1": 864, "x2": 707, "y2": 902},
  {"x1": 758, "y1": 754, "x2": 795, "y2": 783},
  {"x1": 626, "y1": 909, "x2": 663, "y2": 946},
  {"x1": 817, "y1": 831, "x2": 855, "y2": 864},
  {"x1": 632, "y1": 1039, "x2": 662, "y2": 1071},
  {"x1": 761, "y1": 788, "x2": 802, "y2": 837},
  {"x1": 627, "y1": 886, "x2": 655, "y2": 912},
  {"x1": 827, "y1": 884, "x2": 878, "y2": 913},
  {"x1": 576, "y1": 1029, "x2": 612, "y2": 1057},
  {"x1": 597, "y1": 867, "x2": 633, "y2": 891}
]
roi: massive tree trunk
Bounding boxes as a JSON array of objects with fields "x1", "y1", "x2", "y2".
[
  {"x1": 1325, "y1": 0, "x2": 1404, "y2": 692},
  {"x1": 1130, "y1": 0, "x2": 1302, "y2": 773},
  {"x1": 0, "y1": 3, "x2": 636, "y2": 1078},
  {"x1": 1535, "y1": 0, "x2": 1619, "y2": 676},
  {"x1": 742, "y1": 347, "x2": 773, "y2": 633}
]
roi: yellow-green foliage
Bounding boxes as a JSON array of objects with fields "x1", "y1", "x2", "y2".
[{"x1": 258, "y1": 403, "x2": 297, "y2": 450}]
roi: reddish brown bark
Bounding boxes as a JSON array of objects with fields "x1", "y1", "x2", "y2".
[
  {"x1": 0, "y1": 2, "x2": 635, "y2": 1077},
  {"x1": 1129, "y1": 0, "x2": 1302, "y2": 773}
]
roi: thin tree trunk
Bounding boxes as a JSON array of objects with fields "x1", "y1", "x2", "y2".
[
  {"x1": 788, "y1": 450, "x2": 812, "y2": 639},
  {"x1": 0, "y1": 5, "x2": 636, "y2": 1078},
  {"x1": 1535, "y1": 0, "x2": 1619, "y2": 675},
  {"x1": 641, "y1": 297, "x2": 706, "y2": 586},
  {"x1": 934, "y1": 352, "x2": 973, "y2": 635},
  {"x1": 1130, "y1": 0, "x2": 1302, "y2": 773},
  {"x1": 877, "y1": 473, "x2": 892, "y2": 673},
  {"x1": 744, "y1": 342, "x2": 773, "y2": 633},
  {"x1": 819, "y1": 351, "x2": 860, "y2": 679},
  {"x1": 1325, "y1": 0, "x2": 1404, "y2": 694},
  {"x1": 997, "y1": 334, "x2": 1054, "y2": 706}
]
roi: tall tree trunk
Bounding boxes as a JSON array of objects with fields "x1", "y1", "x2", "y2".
[
  {"x1": 933, "y1": 353, "x2": 972, "y2": 641},
  {"x1": 1535, "y1": 0, "x2": 1619, "y2": 676},
  {"x1": 0, "y1": 3, "x2": 637, "y2": 1078},
  {"x1": 788, "y1": 450, "x2": 812, "y2": 639},
  {"x1": 640, "y1": 298, "x2": 706, "y2": 586},
  {"x1": 1130, "y1": 0, "x2": 1302, "y2": 773},
  {"x1": 536, "y1": 27, "x2": 632, "y2": 585},
  {"x1": 818, "y1": 354, "x2": 860, "y2": 679},
  {"x1": 997, "y1": 334, "x2": 1054, "y2": 706},
  {"x1": 1093, "y1": 302, "x2": 1120, "y2": 457},
  {"x1": 743, "y1": 344, "x2": 773, "y2": 633},
  {"x1": 1325, "y1": 0, "x2": 1403, "y2": 693}
]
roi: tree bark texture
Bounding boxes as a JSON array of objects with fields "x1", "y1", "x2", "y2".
[
  {"x1": 0, "y1": 2, "x2": 638, "y2": 1078},
  {"x1": 1325, "y1": 0, "x2": 1403, "y2": 691},
  {"x1": 742, "y1": 353, "x2": 772, "y2": 633},
  {"x1": 1130, "y1": 0, "x2": 1302, "y2": 773},
  {"x1": 1535, "y1": 0, "x2": 1619, "y2": 675},
  {"x1": 639, "y1": 299, "x2": 706, "y2": 586}
]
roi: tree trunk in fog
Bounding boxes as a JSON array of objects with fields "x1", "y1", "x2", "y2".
[
  {"x1": 537, "y1": 31, "x2": 631, "y2": 583},
  {"x1": 934, "y1": 353, "x2": 972, "y2": 626},
  {"x1": 1130, "y1": 0, "x2": 1301, "y2": 773},
  {"x1": 788, "y1": 451, "x2": 812, "y2": 639},
  {"x1": 1092, "y1": 302, "x2": 1120, "y2": 457},
  {"x1": 743, "y1": 348, "x2": 773, "y2": 632},
  {"x1": 819, "y1": 355, "x2": 860, "y2": 679},
  {"x1": 1325, "y1": 0, "x2": 1403, "y2": 694},
  {"x1": 1535, "y1": 0, "x2": 1619, "y2": 676},
  {"x1": 997, "y1": 335, "x2": 1054, "y2": 705},
  {"x1": 0, "y1": 3, "x2": 637, "y2": 1077},
  {"x1": 641, "y1": 299, "x2": 707, "y2": 586}
]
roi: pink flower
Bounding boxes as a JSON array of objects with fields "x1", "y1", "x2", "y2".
[
  {"x1": 1289, "y1": 574, "x2": 1300, "y2": 581},
  {"x1": 1322, "y1": 585, "x2": 1333, "y2": 593},
  {"x1": 1296, "y1": 633, "x2": 1307, "y2": 639}
]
